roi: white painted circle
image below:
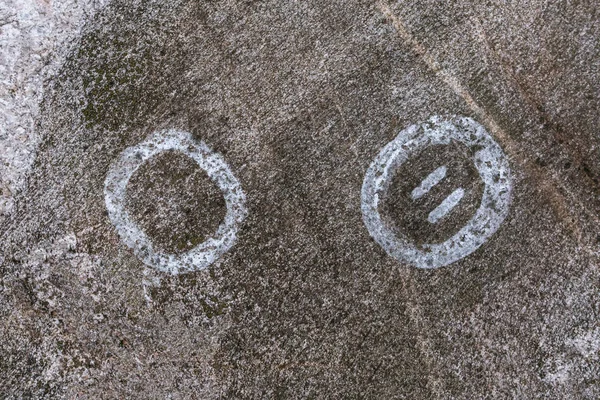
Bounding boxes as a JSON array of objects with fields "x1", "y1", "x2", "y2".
[
  {"x1": 104, "y1": 129, "x2": 247, "y2": 274},
  {"x1": 361, "y1": 115, "x2": 512, "y2": 269}
]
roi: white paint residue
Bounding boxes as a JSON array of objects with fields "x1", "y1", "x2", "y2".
[
  {"x1": 0, "y1": 0, "x2": 108, "y2": 216},
  {"x1": 411, "y1": 165, "x2": 447, "y2": 200},
  {"x1": 104, "y1": 129, "x2": 248, "y2": 274},
  {"x1": 361, "y1": 115, "x2": 513, "y2": 269},
  {"x1": 427, "y1": 187, "x2": 465, "y2": 224}
]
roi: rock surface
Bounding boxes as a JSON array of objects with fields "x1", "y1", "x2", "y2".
[{"x1": 1, "y1": 0, "x2": 599, "y2": 398}]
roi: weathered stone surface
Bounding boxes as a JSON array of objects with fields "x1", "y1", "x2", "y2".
[{"x1": 1, "y1": 0, "x2": 599, "y2": 398}]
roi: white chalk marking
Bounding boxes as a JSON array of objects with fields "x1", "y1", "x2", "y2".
[
  {"x1": 104, "y1": 129, "x2": 247, "y2": 274},
  {"x1": 411, "y1": 165, "x2": 447, "y2": 200},
  {"x1": 427, "y1": 187, "x2": 465, "y2": 224},
  {"x1": 361, "y1": 115, "x2": 512, "y2": 269}
]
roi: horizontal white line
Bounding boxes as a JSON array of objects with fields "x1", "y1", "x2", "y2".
[
  {"x1": 428, "y1": 187, "x2": 465, "y2": 224},
  {"x1": 411, "y1": 165, "x2": 447, "y2": 200}
]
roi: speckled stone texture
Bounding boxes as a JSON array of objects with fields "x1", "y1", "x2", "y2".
[
  {"x1": 1, "y1": 0, "x2": 599, "y2": 398},
  {"x1": 0, "y1": 0, "x2": 107, "y2": 216}
]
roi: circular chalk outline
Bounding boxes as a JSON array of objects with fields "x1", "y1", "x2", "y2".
[
  {"x1": 104, "y1": 129, "x2": 247, "y2": 274},
  {"x1": 361, "y1": 115, "x2": 512, "y2": 269}
]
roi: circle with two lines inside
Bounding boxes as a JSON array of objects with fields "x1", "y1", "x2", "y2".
[{"x1": 361, "y1": 115, "x2": 513, "y2": 269}]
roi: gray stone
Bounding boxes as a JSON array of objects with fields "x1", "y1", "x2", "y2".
[{"x1": 1, "y1": 0, "x2": 599, "y2": 398}]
